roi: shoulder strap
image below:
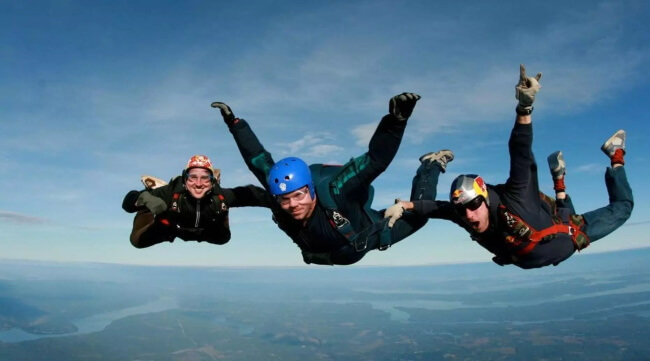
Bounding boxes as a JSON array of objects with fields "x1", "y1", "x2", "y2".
[
  {"x1": 310, "y1": 163, "x2": 355, "y2": 234},
  {"x1": 167, "y1": 177, "x2": 185, "y2": 213},
  {"x1": 310, "y1": 163, "x2": 340, "y2": 211},
  {"x1": 210, "y1": 182, "x2": 228, "y2": 214},
  {"x1": 310, "y1": 163, "x2": 378, "y2": 221}
]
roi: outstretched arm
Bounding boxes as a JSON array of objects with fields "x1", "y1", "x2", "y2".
[
  {"x1": 224, "y1": 185, "x2": 274, "y2": 208},
  {"x1": 384, "y1": 199, "x2": 458, "y2": 227},
  {"x1": 122, "y1": 190, "x2": 143, "y2": 213},
  {"x1": 506, "y1": 64, "x2": 542, "y2": 200},
  {"x1": 211, "y1": 102, "x2": 276, "y2": 191},
  {"x1": 122, "y1": 183, "x2": 173, "y2": 215}
]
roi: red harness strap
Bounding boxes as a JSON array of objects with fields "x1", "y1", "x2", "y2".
[
  {"x1": 517, "y1": 223, "x2": 574, "y2": 256},
  {"x1": 501, "y1": 206, "x2": 588, "y2": 256}
]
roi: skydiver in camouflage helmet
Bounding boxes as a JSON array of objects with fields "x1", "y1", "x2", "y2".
[{"x1": 122, "y1": 155, "x2": 271, "y2": 249}]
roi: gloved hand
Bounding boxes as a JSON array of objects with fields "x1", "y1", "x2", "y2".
[
  {"x1": 210, "y1": 102, "x2": 237, "y2": 125},
  {"x1": 122, "y1": 190, "x2": 142, "y2": 213},
  {"x1": 389, "y1": 92, "x2": 421, "y2": 121},
  {"x1": 515, "y1": 64, "x2": 542, "y2": 114},
  {"x1": 384, "y1": 199, "x2": 405, "y2": 228},
  {"x1": 136, "y1": 191, "x2": 167, "y2": 216}
]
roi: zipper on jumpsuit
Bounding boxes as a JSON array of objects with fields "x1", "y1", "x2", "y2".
[{"x1": 194, "y1": 200, "x2": 200, "y2": 227}]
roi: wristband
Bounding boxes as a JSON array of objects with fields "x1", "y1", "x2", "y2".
[{"x1": 516, "y1": 105, "x2": 533, "y2": 116}]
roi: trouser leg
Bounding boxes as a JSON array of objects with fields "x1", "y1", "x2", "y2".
[
  {"x1": 387, "y1": 213, "x2": 428, "y2": 247},
  {"x1": 330, "y1": 115, "x2": 407, "y2": 195},
  {"x1": 556, "y1": 194, "x2": 576, "y2": 214},
  {"x1": 410, "y1": 161, "x2": 442, "y2": 201},
  {"x1": 581, "y1": 167, "x2": 634, "y2": 242},
  {"x1": 130, "y1": 210, "x2": 171, "y2": 248},
  {"x1": 367, "y1": 115, "x2": 407, "y2": 170},
  {"x1": 200, "y1": 224, "x2": 231, "y2": 245},
  {"x1": 386, "y1": 162, "x2": 444, "y2": 246}
]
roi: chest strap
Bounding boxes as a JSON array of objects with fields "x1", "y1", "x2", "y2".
[
  {"x1": 326, "y1": 210, "x2": 391, "y2": 252},
  {"x1": 499, "y1": 205, "x2": 590, "y2": 256}
]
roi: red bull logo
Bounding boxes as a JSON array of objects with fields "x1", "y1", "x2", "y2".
[
  {"x1": 475, "y1": 176, "x2": 486, "y2": 192},
  {"x1": 452, "y1": 189, "x2": 464, "y2": 201}
]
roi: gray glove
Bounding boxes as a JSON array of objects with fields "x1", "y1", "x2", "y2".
[
  {"x1": 389, "y1": 93, "x2": 421, "y2": 121},
  {"x1": 210, "y1": 102, "x2": 237, "y2": 125},
  {"x1": 515, "y1": 64, "x2": 542, "y2": 114},
  {"x1": 383, "y1": 199, "x2": 405, "y2": 228},
  {"x1": 136, "y1": 191, "x2": 167, "y2": 216}
]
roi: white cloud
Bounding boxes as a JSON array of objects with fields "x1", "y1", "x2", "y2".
[
  {"x1": 283, "y1": 133, "x2": 326, "y2": 154},
  {"x1": 575, "y1": 163, "x2": 602, "y2": 174},
  {"x1": 273, "y1": 132, "x2": 344, "y2": 159},
  {"x1": 0, "y1": 211, "x2": 47, "y2": 224},
  {"x1": 306, "y1": 144, "x2": 344, "y2": 158},
  {"x1": 351, "y1": 122, "x2": 378, "y2": 147}
]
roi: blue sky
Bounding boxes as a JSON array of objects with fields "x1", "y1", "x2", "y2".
[{"x1": 1, "y1": 0, "x2": 649, "y2": 267}]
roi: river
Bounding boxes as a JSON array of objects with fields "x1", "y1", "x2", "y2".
[{"x1": 0, "y1": 296, "x2": 178, "y2": 343}]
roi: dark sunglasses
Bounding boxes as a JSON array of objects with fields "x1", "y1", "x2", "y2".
[{"x1": 454, "y1": 196, "x2": 485, "y2": 213}]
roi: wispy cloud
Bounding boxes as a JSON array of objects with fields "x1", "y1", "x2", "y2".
[
  {"x1": 274, "y1": 133, "x2": 343, "y2": 158},
  {"x1": 351, "y1": 122, "x2": 378, "y2": 147},
  {"x1": 0, "y1": 211, "x2": 47, "y2": 224},
  {"x1": 624, "y1": 220, "x2": 650, "y2": 227},
  {"x1": 575, "y1": 163, "x2": 602, "y2": 174},
  {"x1": 307, "y1": 144, "x2": 345, "y2": 158}
]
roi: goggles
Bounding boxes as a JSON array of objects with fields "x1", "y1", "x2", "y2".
[
  {"x1": 186, "y1": 173, "x2": 213, "y2": 183},
  {"x1": 454, "y1": 195, "x2": 485, "y2": 214},
  {"x1": 277, "y1": 187, "x2": 310, "y2": 206}
]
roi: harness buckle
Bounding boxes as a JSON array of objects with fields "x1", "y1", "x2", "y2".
[
  {"x1": 568, "y1": 226, "x2": 575, "y2": 236},
  {"x1": 353, "y1": 237, "x2": 368, "y2": 252},
  {"x1": 332, "y1": 211, "x2": 349, "y2": 228},
  {"x1": 378, "y1": 244, "x2": 390, "y2": 251}
]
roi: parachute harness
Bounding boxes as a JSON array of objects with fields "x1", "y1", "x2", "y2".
[{"x1": 498, "y1": 192, "x2": 590, "y2": 255}]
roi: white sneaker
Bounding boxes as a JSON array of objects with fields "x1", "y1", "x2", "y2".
[
  {"x1": 601, "y1": 130, "x2": 626, "y2": 157},
  {"x1": 419, "y1": 150, "x2": 454, "y2": 173},
  {"x1": 547, "y1": 151, "x2": 566, "y2": 180}
]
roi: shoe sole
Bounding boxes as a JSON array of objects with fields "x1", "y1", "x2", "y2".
[
  {"x1": 419, "y1": 150, "x2": 454, "y2": 164},
  {"x1": 547, "y1": 151, "x2": 565, "y2": 178},
  {"x1": 601, "y1": 130, "x2": 626, "y2": 156}
]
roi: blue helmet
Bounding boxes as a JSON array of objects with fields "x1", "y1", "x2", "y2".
[{"x1": 267, "y1": 157, "x2": 315, "y2": 198}]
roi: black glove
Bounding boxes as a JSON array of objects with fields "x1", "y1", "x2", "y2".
[
  {"x1": 136, "y1": 191, "x2": 167, "y2": 216},
  {"x1": 122, "y1": 190, "x2": 142, "y2": 213},
  {"x1": 211, "y1": 102, "x2": 237, "y2": 125},
  {"x1": 389, "y1": 92, "x2": 421, "y2": 121}
]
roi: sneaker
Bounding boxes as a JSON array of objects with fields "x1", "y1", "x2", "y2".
[
  {"x1": 601, "y1": 130, "x2": 626, "y2": 157},
  {"x1": 547, "y1": 151, "x2": 566, "y2": 180},
  {"x1": 141, "y1": 175, "x2": 168, "y2": 190},
  {"x1": 419, "y1": 150, "x2": 454, "y2": 172}
]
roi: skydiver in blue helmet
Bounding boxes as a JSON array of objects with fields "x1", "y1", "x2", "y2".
[{"x1": 212, "y1": 94, "x2": 451, "y2": 265}]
